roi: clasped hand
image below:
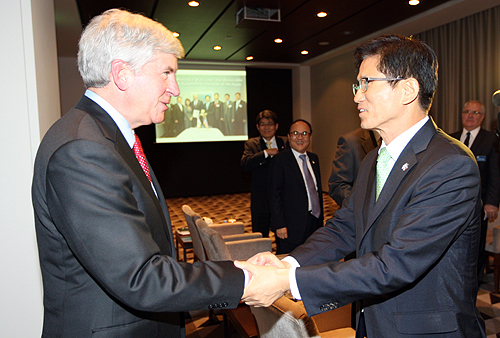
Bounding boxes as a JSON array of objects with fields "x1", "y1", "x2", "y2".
[{"x1": 234, "y1": 252, "x2": 291, "y2": 307}]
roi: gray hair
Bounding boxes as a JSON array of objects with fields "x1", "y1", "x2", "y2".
[{"x1": 78, "y1": 9, "x2": 184, "y2": 88}]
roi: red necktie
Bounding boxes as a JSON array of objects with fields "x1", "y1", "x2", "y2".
[{"x1": 133, "y1": 134, "x2": 151, "y2": 182}]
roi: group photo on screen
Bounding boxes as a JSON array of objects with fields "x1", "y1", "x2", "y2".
[{"x1": 155, "y1": 69, "x2": 248, "y2": 143}]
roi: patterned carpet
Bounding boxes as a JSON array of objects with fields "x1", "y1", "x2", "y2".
[{"x1": 166, "y1": 192, "x2": 500, "y2": 337}]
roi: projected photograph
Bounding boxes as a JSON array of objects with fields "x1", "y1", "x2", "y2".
[{"x1": 156, "y1": 69, "x2": 248, "y2": 143}]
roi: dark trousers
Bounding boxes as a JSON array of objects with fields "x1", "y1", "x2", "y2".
[
  {"x1": 275, "y1": 213, "x2": 321, "y2": 254},
  {"x1": 251, "y1": 211, "x2": 271, "y2": 238}
]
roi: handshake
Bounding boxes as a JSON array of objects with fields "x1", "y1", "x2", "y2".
[{"x1": 234, "y1": 252, "x2": 293, "y2": 307}]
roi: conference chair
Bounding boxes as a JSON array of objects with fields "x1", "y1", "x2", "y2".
[{"x1": 181, "y1": 204, "x2": 261, "y2": 261}]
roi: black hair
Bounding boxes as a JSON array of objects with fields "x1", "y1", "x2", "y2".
[
  {"x1": 354, "y1": 34, "x2": 438, "y2": 111},
  {"x1": 288, "y1": 119, "x2": 312, "y2": 134}
]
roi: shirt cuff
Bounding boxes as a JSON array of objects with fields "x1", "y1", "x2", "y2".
[
  {"x1": 243, "y1": 269, "x2": 249, "y2": 287},
  {"x1": 282, "y1": 256, "x2": 302, "y2": 300},
  {"x1": 264, "y1": 150, "x2": 269, "y2": 158}
]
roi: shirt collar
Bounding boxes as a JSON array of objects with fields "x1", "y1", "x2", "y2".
[
  {"x1": 85, "y1": 90, "x2": 135, "y2": 148},
  {"x1": 462, "y1": 126, "x2": 481, "y2": 139},
  {"x1": 380, "y1": 115, "x2": 429, "y2": 162}
]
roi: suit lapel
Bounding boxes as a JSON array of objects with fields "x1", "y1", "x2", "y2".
[
  {"x1": 77, "y1": 97, "x2": 174, "y2": 254},
  {"x1": 360, "y1": 118, "x2": 437, "y2": 242}
]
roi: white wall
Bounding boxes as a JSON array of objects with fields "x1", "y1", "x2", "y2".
[{"x1": 0, "y1": 0, "x2": 60, "y2": 335}]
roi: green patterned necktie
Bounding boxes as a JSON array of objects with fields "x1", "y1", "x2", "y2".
[{"x1": 376, "y1": 147, "x2": 392, "y2": 201}]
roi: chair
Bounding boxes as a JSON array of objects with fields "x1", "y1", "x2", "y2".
[
  {"x1": 182, "y1": 204, "x2": 262, "y2": 261},
  {"x1": 196, "y1": 217, "x2": 272, "y2": 261},
  {"x1": 250, "y1": 296, "x2": 355, "y2": 338},
  {"x1": 486, "y1": 225, "x2": 500, "y2": 293}
]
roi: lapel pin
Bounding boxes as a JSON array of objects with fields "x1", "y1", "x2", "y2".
[{"x1": 401, "y1": 163, "x2": 409, "y2": 171}]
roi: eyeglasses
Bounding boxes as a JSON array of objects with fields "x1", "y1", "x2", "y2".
[
  {"x1": 259, "y1": 122, "x2": 276, "y2": 127},
  {"x1": 289, "y1": 131, "x2": 311, "y2": 138},
  {"x1": 462, "y1": 110, "x2": 484, "y2": 116},
  {"x1": 352, "y1": 77, "x2": 405, "y2": 96}
]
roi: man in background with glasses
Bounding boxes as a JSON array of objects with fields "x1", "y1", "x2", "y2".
[
  {"x1": 268, "y1": 119, "x2": 323, "y2": 254},
  {"x1": 241, "y1": 110, "x2": 286, "y2": 237},
  {"x1": 451, "y1": 100, "x2": 500, "y2": 286},
  {"x1": 236, "y1": 35, "x2": 485, "y2": 337}
]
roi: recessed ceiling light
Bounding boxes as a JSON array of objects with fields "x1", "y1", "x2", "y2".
[
  {"x1": 342, "y1": 31, "x2": 353, "y2": 35},
  {"x1": 318, "y1": 41, "x2": 329, "y2": 46},
  {"x1": 246, "y1": 56, "x2": 254, "y2": 61},
  {"x1": 408, "y1": 0, "x2": 419, "y2": 5},
  {"x1": 317, "y1": 12, "x2": 327, "y2": 18},
  {"x1": 172, "y1": 32, "x2": 180, "y2": 37},
  {"x1": 274, "y1": 38, "x2": 283, "y2": 44},
  {"x1": 301, "y1": 50, "x2": 309, "y2": 55},
  {"x1": 213, "y1": 45, "x2": 222, "y2": 51},
  {"x1": 188, "y1": 1, "x2": 200, "y2": 7}
]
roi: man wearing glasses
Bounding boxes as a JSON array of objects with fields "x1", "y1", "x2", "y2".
[
  {"x1": 268, "y1": 119, "x2": 323, "y2": 254},
  {"x1": 451, "y1": 100, "x2": 500, "y2": 285},
  {"x1": 236, "y1": 35, "x2": 485, "y2": 337},
  {"x1": 241, "y1": 110, "x2": 286, "y2": 237}
]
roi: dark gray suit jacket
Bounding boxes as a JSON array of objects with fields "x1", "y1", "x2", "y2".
[
  {"x1": 450, "y1": 128, "x2": 500, "y2": 207},
  {"x1": 32, "y1": 96, "x2": 244, "y2": 338},
  {"x1": 328, "y1": 128, "x2": 378, "y2": 206},
  {"x1": 290, "y1": 118, "x2": 485, "y2": 337},
  {"x1": 268, "y1": 148, "x2": 323, "y2": 242}
]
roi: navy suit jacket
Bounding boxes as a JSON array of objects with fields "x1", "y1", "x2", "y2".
[
  {"x1": 32, "y1": 96, "x2": 244, "y2": 338},
  {"x1": 450, "y1": 128, "x2": 500, "y2": 207},
  {"x1": 290, "y1": 118, "x2": 485, "y2": 337},
  {"x1": 268, "y1": 148, "x2": 324, "y2": 242}
]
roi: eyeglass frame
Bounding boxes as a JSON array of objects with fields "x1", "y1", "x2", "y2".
[
  {"x1": 462, "y1": 110, "x2": 484, "y2": 116},
  {"x1": 352, "y1": 77, "x2": 406, "y2": 96},
  {"x1": 289, "y1": 131, "x2": 311, "y2": 138}
]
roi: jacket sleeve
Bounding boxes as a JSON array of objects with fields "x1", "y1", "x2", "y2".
[
  {"x1": 240, "y1": 139, "x2": 267, "y2": 171},
  {"x1": 328, "y1": 135, "x2": 355, "y2": 206}
]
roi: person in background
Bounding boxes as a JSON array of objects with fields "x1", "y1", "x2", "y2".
[
  {"x1": 223, "y1": 93, "x2": 234, "y2": 135},
  {"x1": 268, "y1": 119, "x2": 323, "y2": 254},
  {"x1": 233, "y1": 92, "x2": 247, "y2": 135},
  {"x1": 450, "y1": 100, "x2": 500, "y2": 284},
  {"x1": 241, "y1": 110, "x2": 286, "y2": 237},
  {"x1": 236, "y1": 34, "x2": 485, "y2": 338},
  {"x1": 328, "y1": 128, "x2": 379, "y2": 207},
  {"x1": 32, "y1": 9, "x2": 244, "y2": 338}
]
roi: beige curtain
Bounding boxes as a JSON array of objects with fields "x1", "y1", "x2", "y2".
[{"x1": 416, "y1": 5, "x2": 500, "y2": 134}]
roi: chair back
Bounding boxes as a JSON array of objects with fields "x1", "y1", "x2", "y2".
[
  {"x1": 181, "y1": 204, "x2": 206, "y2": 261},
  {"x1": 250, "y1": 296, "x2": 320, "y2": 338},
  {"x1": 196, "y1": 217, "x2": 232, "y2": 261}
]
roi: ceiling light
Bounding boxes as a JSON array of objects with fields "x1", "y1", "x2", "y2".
[
  {"x1": 188, "y1": 1, "x2": 200, "y2": 7},
  {"x1": 274, "y1": 38, "x2": 283, "y2": 44},
  {"x1": 317, "y1": 12, "x2": 327, "y2": 18},
  {"x1": 318, "y1": 41, "x2": 329, "y2": 46},
  {"x1": 213, "y1": 45, "x2": 222, "y2": 51},
  {"x1": 301, "y1": 50, "x2": 309, "y2": 55},
  {"x1": 408, "y1": 0, "x2": 419, "y2": 5},
  {"x1": 172, "y1": 32, "x2": 180, "y2": 37},
  {"x1": 246, "y1": 56, "x2": 254, "y2": 61}
]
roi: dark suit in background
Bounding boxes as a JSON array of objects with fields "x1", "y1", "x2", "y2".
[
  {"x1": 234, "y1": 98, "x2": 247, "y2": 135},
  {"x1": 328, "y1": 128, "x2": 378, "y2": 207},
  {"x1": 451, "y1": 127, "x2": 500, "y2": 281},
  {"x1": 269, "y1": 148, "x2": 323, "y2": 254},
  {"x1": 241, "y1": 136, "x2": 286, "y2": 237}
]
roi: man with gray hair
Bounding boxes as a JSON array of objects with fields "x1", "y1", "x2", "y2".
[{"x1": 32, "y1": 9, "x2": 244, "y2": 337}]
